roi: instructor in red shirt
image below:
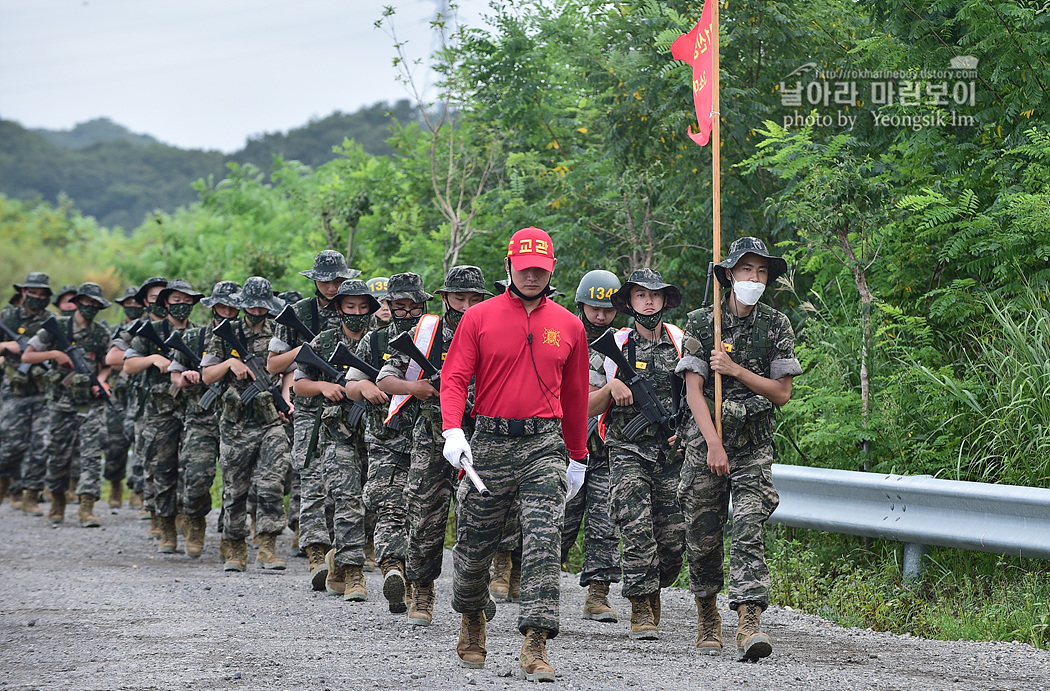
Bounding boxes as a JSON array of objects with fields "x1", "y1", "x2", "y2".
[{"x1": 441, "y1": 227, "x2": 589, "y2": 681}]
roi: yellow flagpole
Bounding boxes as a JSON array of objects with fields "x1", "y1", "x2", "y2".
[{"x1": 711, "y1": 0, "x2": 723, "y2": 439}]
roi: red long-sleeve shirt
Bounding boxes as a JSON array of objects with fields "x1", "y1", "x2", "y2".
[{"x1": 440, "y1": 291, "x2": 590, "y2": 460}]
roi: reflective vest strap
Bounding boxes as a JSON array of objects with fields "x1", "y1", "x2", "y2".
[{"x1": 385, "y1": 314, "x2": 441, "y2": 424}]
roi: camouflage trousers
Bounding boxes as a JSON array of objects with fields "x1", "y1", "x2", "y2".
[
  {"x1": 363, "y1": 444, "x2": 410, "y2": 564},
  {"x1": 679, "y1": 439, "x2": 779, "y2": 610},
  {"x1": 561, "y1": 454, "x2": 621, "y2": 586},
  {"x1": 0, "y1": 392, "x2": 49, "y2": 491},
  {"x1": 285, "y1": 419, "x2": 300, "y2": 527},
  {"x1": 294, "y1": 407, "x2": 331, "y2": 548},
  {"x1": 218, "y1": 418, "x2": 290, "y2": 540},
  {"x1": 133, "y1": 419, "x2": 151, "y2": 507},
  {"x1": 405, "y1": 414, "x2": 458, "y2": 582},
  {"x1": 321, "y1": 432, "x2": 368, "y2": 567},
  {"x1": 498, "y1": 496, "x2": 522, "y2": 557},
  {"x1": 452, "y1": 426, "x2": 567, "y2": 637},
  {"x1": 179, "y1": 413, "x2": 219, "y2": 518},
  {"x1": 45, "y1": 403, "x2": 105, "y2": 498},
  {"x1": 607, "y1": 442, "x2": 685, "y2": 599},
  {"x1": 139, "y1": 412, "x2": 183, "y2": 518},
  {"x1": 103, "y1": 401, "x2": 130, "y2": 483}
]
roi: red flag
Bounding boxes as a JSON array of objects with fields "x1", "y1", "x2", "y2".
[{"x1": 670, "y1": 0, "x2": 715, "y2": 147}]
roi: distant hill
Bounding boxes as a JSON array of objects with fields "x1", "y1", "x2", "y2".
[{"x1": 0, "y1": 100, "x2": 418, "y2": 231}]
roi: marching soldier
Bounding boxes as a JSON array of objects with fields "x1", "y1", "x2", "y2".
[
  {"x1": 677, "y1": 237, "x2": 800, "y2": 661},
  {"x1": 101, "y1": 286, "x2": 142, "y2": 509}
]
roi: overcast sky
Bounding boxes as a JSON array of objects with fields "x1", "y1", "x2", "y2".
[{"x1": 0, "y1": 0, "x2": 490, "y2": 152}]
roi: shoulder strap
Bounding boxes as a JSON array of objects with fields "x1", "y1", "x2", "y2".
[
  {"x1": 310, "y1": 298, "x2": 320, "y2": 335},
  {"x1": 752, "y1": 303, "x2": 773, "y2": 357},
  {"x1": 370, "y1": 329, "x2": 380, "y2": 369}
]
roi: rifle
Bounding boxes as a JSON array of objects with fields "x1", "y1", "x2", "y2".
[
  {"x1": 0, "y1": 319, "x2": 36, "y2": 375},
  {"x1": 274, "y1": 304, "x2": 316, "y2": 342},
  {"x1": 701, "y1": 261, "x2": 714, "y2": 308},
  {"x1": 164, "y1": 330, "x2": 223, "y2": 411},
  {"x1": 293, "y1": 343, "x2": 367, "y2": 428},
  {"x1": 387, "y1": 331, "x2": 440, "y2": 387},
  {"x1": 589, "y1": 328, "x2": 676, "y2": 440},
  {"x1": 39, "y1": 315, "x2": 116, "y2": 409},
  {"x1": 133, "y1": 320, "x2": 173, "y2": 359},
  {"x1": 211, "y1": 319, "x2": 291, "y2": 416}
]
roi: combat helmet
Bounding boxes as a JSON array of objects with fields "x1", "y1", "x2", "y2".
[
  {"x1": 575, "y1": 270, "x2": 621, "y2": 308},
  {"x1": 366, "y1": 277, "x2": 390, "y2": 301}
]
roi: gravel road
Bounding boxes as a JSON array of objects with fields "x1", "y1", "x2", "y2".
[{"x1": 2, "y1": 504, "x2": 1048, "y2": 691}]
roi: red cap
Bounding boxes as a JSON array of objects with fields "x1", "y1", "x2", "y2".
[{"x1": 507, "y1": 227, "x2": 556, "y2": 272}]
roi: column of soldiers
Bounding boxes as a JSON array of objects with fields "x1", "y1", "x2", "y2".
[{"x1": 0, "y1": 235, "x2": 801, "y2": 680}]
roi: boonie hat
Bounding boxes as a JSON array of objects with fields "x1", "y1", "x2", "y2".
[
  {"x1": 436, "y1": 266, "x2": 492, "y2": 296},
  {"x1": 332, "y1": 279, "x2": 381, "y2": 314},
  {"x1": 299, "y1": 250, "x2": 361, "y2": 282},
  {"x1": 202, "y1": 281, "x2": 241, "y2": 308},
  {"x1": 158, "y1": 279, "x2": 204, "y2": 305},
  {"x1": 134, "y1": 276, "x2": 168, "y2": 304},
  {"x1": 53, "y1": 284, "x2": 78, "y2": 307},
  {"x1": 115, "y1": 286, "x2": 140, "y2": 305},
  {"x1": 714, "y1": 237, "x2": 788, "y2": 288},
  {"x1": 14, "y1": 272, "x2": 52, "y2": 295},
  {"x1": 75, "y1": 282, "x2": 112, "y2": 309},
  {"x1": 610, "y1": 268, "x2": 682, "y2": 313},
  {"x1": 233, "y1": 276, "x2": 283, "y2": 312},
  {"x1": 385, "y1": 272, "x2": 433, "y2": 303}
]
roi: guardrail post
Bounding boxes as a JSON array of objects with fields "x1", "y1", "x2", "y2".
[{"x1": 902, "y1": 542, "x2": 928, "y2": 580}]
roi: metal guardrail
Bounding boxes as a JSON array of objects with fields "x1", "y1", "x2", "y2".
[{"x1": 765, "y1": 464, "x2": 1050, "y2": 578}]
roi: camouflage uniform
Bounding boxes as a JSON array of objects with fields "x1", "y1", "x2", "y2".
[
  {"x1": 676, "y1": 297, "x2": 801, "y2": 610},
  {"x1": 111, "y1": 317, "x2": 147, "y2": 496},
  {"x1": 452, "y1": 418, "x2": 567, "y2": 635},
  {"x1": 127, "y1": 316, "x2": 197, "y2": 518},
  {"x1": 102, "y1": 287, "x2": 144, "y2": 489},
  {"x1": 560, "y1": 344, "x2": 622, "y2": 585},
  {"x1": 351, "y1": 323, "x2": 414, "y2": 565},
  {"x1": 126, "y1": 276, "x2": 169, "y2": 507},
  {"x1": 295, "y1": 326, "x2": 367, "y2": 567},
  {"x1": 202, "y1": 311, "x2": 291, "y2": 541},
  {"x1": 271, "y1": 251, "x2": 359, "y2": 549},
  {"x1": 0, "y1": 292, "x2": 54, "y2": 494},
  {"x1": 598, "y1": 327, "x2": 686, "y2": 598},
  {"x1": 29, "y1": 312, "x2": 111, "y2": 499}
]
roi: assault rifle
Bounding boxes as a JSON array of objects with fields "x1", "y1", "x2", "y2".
[
  {"x1": 211, "y1": 319, "x2": 291, "y2": 416},
  {"x1": 0, "y1": 319, "x2": 36, "y2": 375},
  {"x1": 163, "y1": 330, "x2": 223, "y2": 411},
  {"x1": 294, "y1": 343, "x2": 368, "y2": 427},
  {"x1": 133, "y1": 320, "x2": 174, "y2": 359},
  {"x1": 387, "y1": 331, "x2": 441, "y2": 387},
  {"x1": 274, "y1": 304, "x2": 316, "y2": 343},
  {"x1": 39, "y1": 315, "x2": 116, "y2": 409},
  {"x1": 590, "y1": 328, "x2": 676, "y2": 440},
  {"x1": 701, "y1": 261, "x2": 715, "y2": 308}
]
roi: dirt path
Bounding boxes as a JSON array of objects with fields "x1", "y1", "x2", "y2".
[{"x1": 2, "y1": 505, "x2": 1048, "y2": 691}]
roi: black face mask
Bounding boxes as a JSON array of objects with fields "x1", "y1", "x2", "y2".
[
  {"x1": 24, "y1": 296, "x2": 50, "y2": 312},
  {"x1": 124, "y1": 306, "x2": 144, "y2": 320},
  {"x1": 633, "y1": 311, "x2": 663, "y2": 331},
  {"x1": 77, "y1": 304, "x2": 101, "y2": 322},
  {"x1": 60, "y1": 309, "x2": 76, "y2": 317},
  {"x1": 392, "y1": 315, "x2": 421, "y2": 333},
  {"x1": 341, "y1": 313, "x2": 369, "y2": 333},
  {"x1": 149, "y1": 303, "x2": 168, "y2": 319},
  {"x1": 578, "y1": 310, "x2": 607, "y2": 337},
  {"x1": 443, "y1": 299, "x2": 465, "y2": 329},
  {"x1": 244, "y1": 312, "x2": 267, "y2": 326},
  {"x1": 212, "y1": 308, "x2": 237, "y2": 323},
  {"x1": 168, "y1": 303, "x2": 193, "y2": 321}
]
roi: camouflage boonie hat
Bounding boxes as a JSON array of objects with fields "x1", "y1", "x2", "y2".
[
  {"x1": 75, "y1": 282, "x2": 112, "y2": 309},
  {"x1": 366, "y1": 277, "x2": 389, "y2": 301},
  {"x1": 333, "y1": 279, "x2": 381, "y2": 314},
  {"x1": 53, "y1": 284, "x2": 78, "y2": 306},
  {"x1": 277, "y1": 290, "x2": 303, "y2": 305},
  {"x1": 436, "y1": 266, "x2": 492, "y2": 296},
  {"x1": 233, "y1": 276, "x2": 282, "y2": 312},
  {"x1": 386, "y1": 272, "x2": 433, "y2": 303},
  {"x1": 201, "y1": 281, "x2": 241, "y2": 308},
  {"x1": 134, "y1": 276, "x2": 168, "y2": 304},
  {"x1": 299, "y1": 250, "x2": 361, "y2": 282},
  {"x1": 714, "y1": 236, "x2": 788, "y2": 288},
  {"x1": 14, "y1": 272, "x2": 53, "y2": 294},
  {"x1": 610, "y1": 268, "x2": 682, "y2": 313},
  {"x1": 115, "y1": 286, "x2": 140, "y2": 305},
  {"x1": 158, "y1": 279, "x2": 204, "y2": 305}
]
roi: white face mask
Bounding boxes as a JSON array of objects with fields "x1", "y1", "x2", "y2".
[{"x1": 732, "y1": 280, "x2": 766, "y2": 306}]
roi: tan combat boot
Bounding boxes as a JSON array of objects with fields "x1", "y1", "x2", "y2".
[
  {"x1": 10, "y1": 490, "x2": 23, "y2": 511},
  {"x1": 456, "y1": 612, "x2": 487, "y2": 669},
  {"x1": 628, "y1": 595, "x2": 659, "y2": 640},
  {"x1": 343, "y1": 564, "x2": 367, "y2": 601},
  {"x1": 489, "y1": 551, "x2": 512, "y2": 601},
  {"x1": 583, "y1": 581, "x2": 618, "y2": 622},
  {"x1": 185, "y1": 516, "x2": 206, "y2": 558},
  {"x1": 78, "y1": 495, "x2": 101, "y2": 528},
  {"x1": 509, "y1": 557, "x2": 522, "y2": 602},
  {"x1": 324, "y1": 549, "x2": 346, "y2": 595},
  {"x1": 129, "y1": 491, "x2": 144, "y2": 508},
  {"x1": 736, "y1": 603, "x2": 772, "y2": 661},
  {"x1": 696, "y1": 595, "x2": 723, "y2": 654},
  {"x1": 380, "y1": 557, "x2": 408, "y2": 613},
  {"x1": 48, "y1": 490, "x2": 67, "y2": 524},
  {"x1": 364, "y1": 537, "x2": 377, "y2": 572},
  {"x1": 65, "y1": 488, "x2": 77, "y2": 504},
  {"x1": 108, "y1": 480, "x2": 123, "y2": 509},
  {"x1": 0, "y1": 477, "x2": 10, "y2": 506},
  {"x1": 407, "y1": 580, "x2": 435, "y2": 626},
  {"x1": 305, "y1": 543, "x2": 330, "y2": 591},
  {"x1": 519, "y1": 628, "x2": 556, "y2": 681},
  {"x1": 650, "y1": 588, "x2": 662, "y2": 626},
  {"x1": 223, "y1": 538, "x2": 248, "y2": 572},
  {"x1": 22, "y1": 489, "x2": 44, "y2": 517},
  {"x1": 158, "y1": 515, "x2": 178, "y2": 553},
  {"x1": 175, "y1": 513, "x2": 187, "y2": 538},
  {"x1": 256, "y1": 532, "x2": 287, "y2": 570},
  {"x1": 148, "y1": 512, "x2": 162, "y2": 539}
]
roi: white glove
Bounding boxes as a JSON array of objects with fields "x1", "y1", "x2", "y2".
[
  {"x1": 565, "y1": 459, "x2": 588, "y2": 503},
  {"x1": 442, "y1": 428, "x2": 473, "y2": 470}
]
